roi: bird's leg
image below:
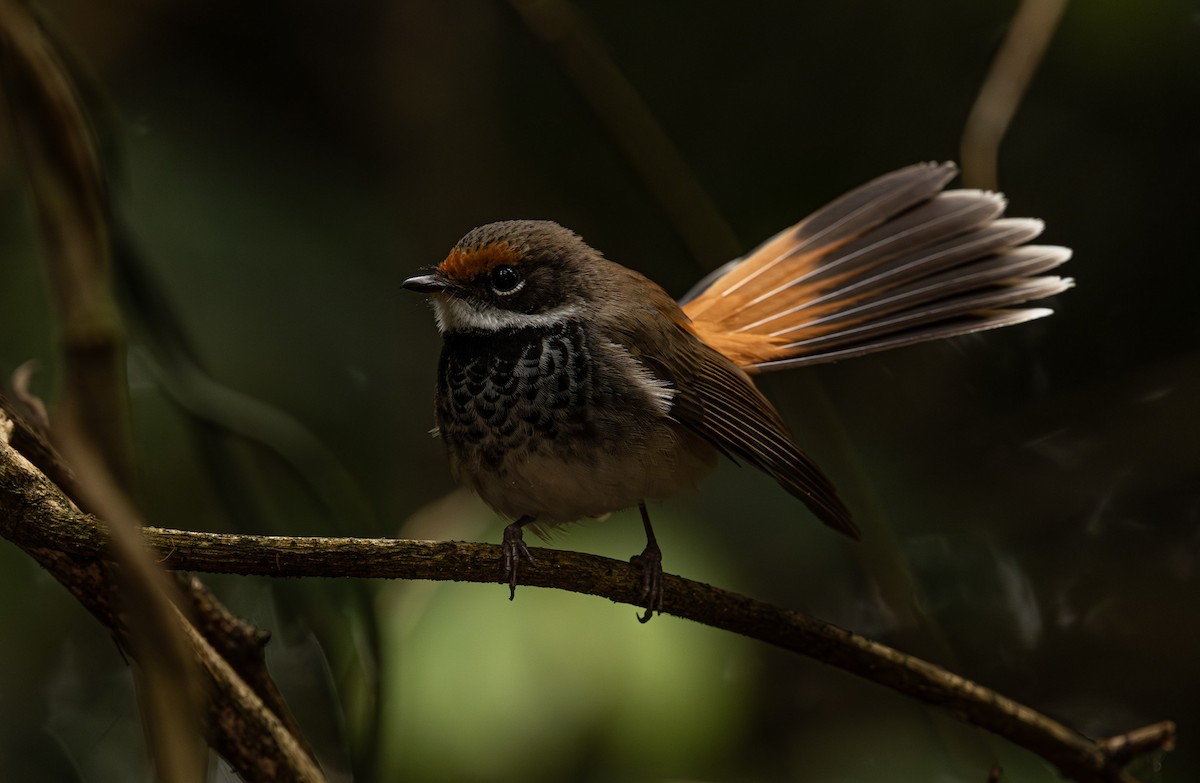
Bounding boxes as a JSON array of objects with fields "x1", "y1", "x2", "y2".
[
  {"x1": 502, "y1": 516, "x2": 536, "y2": 600},
  {"x1": 630, "y1": 501, "x2": 664, "y2": 623}
]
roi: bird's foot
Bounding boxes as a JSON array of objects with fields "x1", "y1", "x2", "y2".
[
  {"x1": 630, "y1": 540, "x2": 663, "y2": 623},
  {"x1": 501, "y1": 521, "x2": 535, "y2": 600}
]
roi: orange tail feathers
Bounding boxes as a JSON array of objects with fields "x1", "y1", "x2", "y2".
[{"x1": 681, "y1": 162, "x2": 1072, "y2": 372}]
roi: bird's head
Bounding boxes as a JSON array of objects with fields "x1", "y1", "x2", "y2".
[{"x1": 402, "y1": 220, "x2": 604, "y2": 333}]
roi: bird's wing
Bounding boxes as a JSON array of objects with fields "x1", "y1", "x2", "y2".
[{"x1": 640, "y1": 325, "x2": 857, "y2": 539}]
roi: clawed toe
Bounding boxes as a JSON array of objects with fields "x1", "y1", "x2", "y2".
[
  {"x1": 632, "y1": 502, "x2": 664, "y2": 622},
  {"x1": 500, "y1": 508, "x2": 667, "y2": 622},
  {"x1": 502, "y1": 520, "x2": 535, "y2": 599},
  {"x1": 631, "y1": 544, "x2": 663, "y2": 623}
]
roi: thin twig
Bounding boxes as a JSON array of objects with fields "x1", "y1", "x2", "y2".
[
  {"x1": 0, "y1": 0, "x2": 134, "y2": 484},
  {"x1": 0, "y1": 430, "x2": 1174, "y2": 783},
  {"x1": 0, "y1": 415, "x2": 328, "y2": 782},
  {"x1": 0, "y1": 397, "x2": 320, "y2": 770},
  {"x1": 507, "y1": 0, "x2": 742, "y2": 267},
  {"x1": 0, "y1": 2, "x2": 207, "y2": 777},
  {"x1": 0, "y1": 4, "x2": 324, "y2": 778},
  {"x1": 1099, "y1": 721, "x2": 1177, "y2": 767},
  {"x1": 961, "y1": 0, "x2": 1069, "y2": 190}
]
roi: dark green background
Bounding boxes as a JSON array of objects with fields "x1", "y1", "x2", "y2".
[{"x1": 2, "y1": 1, "x2": 1196, "y2": 781}]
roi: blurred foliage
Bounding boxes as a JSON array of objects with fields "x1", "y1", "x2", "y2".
[{"x1": 1, "y1": 1, "x2": 1197, "y2": 781}]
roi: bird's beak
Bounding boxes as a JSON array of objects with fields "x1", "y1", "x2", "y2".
[{"x1": 402, "y1": 272, "x2": 452, "y2": 295}]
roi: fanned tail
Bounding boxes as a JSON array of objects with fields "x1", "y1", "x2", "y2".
[{"x1": 681, "y1": 162, "x2": 1073, "y2": 371}]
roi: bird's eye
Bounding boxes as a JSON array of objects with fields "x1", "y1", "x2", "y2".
[{"x1": 490, "y1": 264, "x2": 523, "y2": 294}]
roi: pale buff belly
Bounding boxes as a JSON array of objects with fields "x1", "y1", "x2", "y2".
[{"x1": 457, "y1": 422, "x2": 718, "y2": 525}]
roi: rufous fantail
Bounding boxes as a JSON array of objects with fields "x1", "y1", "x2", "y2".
[{"x1": 402, "y1": 162, "x2": 1072, "y2": 621}]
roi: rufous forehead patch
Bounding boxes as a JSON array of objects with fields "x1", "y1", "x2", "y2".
[{"x1": 438, "y1": 242, "x2": 522, "y2": 282}]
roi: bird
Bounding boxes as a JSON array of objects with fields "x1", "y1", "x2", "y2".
[{"x1": 402, "y1": 161, "x2": 1072, "y2": 621}]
